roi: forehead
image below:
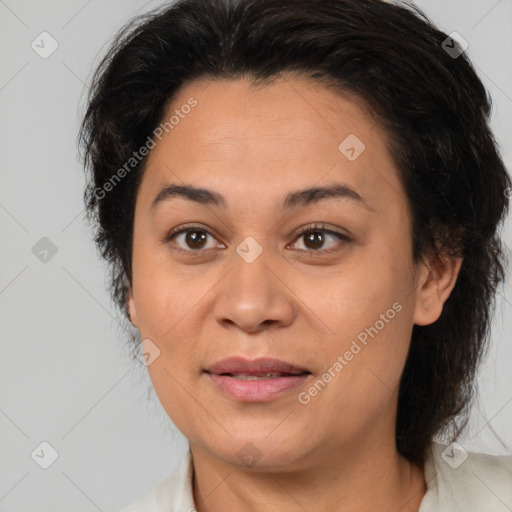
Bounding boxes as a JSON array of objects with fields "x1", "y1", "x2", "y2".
[{"x1": 140, "y1": 74, "x2": 405, "y2": 213}]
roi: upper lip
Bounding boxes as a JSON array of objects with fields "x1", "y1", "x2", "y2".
[{"x1": 205, "y1": 357, "x2": 310, "y2": 376}]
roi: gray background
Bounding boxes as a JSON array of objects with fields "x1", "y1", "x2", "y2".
[{"x1": 0, "y1": 0, "x2": 511, "y2": 510}]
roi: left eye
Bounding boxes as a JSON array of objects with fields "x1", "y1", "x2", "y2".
[{"x1": 289, "y1": 227, "x2": 349, "y2": 253}]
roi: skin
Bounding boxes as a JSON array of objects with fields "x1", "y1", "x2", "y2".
[{"x1": 127, "y1": 73, "x2": 463, "y2": 512}]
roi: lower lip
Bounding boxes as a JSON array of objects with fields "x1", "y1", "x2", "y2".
[{"x1": 205, "y1": 373, "x2": 310, "y2": 402}]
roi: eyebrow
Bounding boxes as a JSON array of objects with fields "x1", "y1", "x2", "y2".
[{"x1": 151, "y1": 182, "x2": 372, "y2": 211}]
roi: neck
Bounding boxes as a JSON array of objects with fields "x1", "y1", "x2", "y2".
[{"x1": 190, "y1": 439, "x2": 427, "y2": 512}]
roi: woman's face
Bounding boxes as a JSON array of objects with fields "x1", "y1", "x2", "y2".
[{"x1": 127, "y1": 74, "x2": 453, "y2": 471}]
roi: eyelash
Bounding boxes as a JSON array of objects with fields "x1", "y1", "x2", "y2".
[{"x1": 165, "y1": 222, "x2": 351, "y2": 256}]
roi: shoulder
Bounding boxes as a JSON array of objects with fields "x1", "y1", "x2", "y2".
[
  {"x1": 118, "y1": 451, "x2": 194, "y2": 512},
  {"x1": 421, "y1": 441, "x2": 512, "y2": 511},
  {"x1": 119, "y1": 473, "x2": 178, "y2": 512}
]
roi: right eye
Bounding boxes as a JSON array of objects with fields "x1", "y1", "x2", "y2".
[{"x1": 166, "y1": 224, "x2": 225, "y2": 254}]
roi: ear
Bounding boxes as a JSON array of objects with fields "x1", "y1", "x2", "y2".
[
  {"x1": 413, "y1": 254, "x2": 463, "y2": 326},
  {"x1": 127, "y1": 285, "x2": 139, "y2": 328}
]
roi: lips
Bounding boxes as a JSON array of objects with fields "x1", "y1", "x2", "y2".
[
  {"x1": 204, "y1": 357, "x2": 312, "y2": 402},
  {"x1": 204, "y1": 357, "x2": 311, "y2": 377}
]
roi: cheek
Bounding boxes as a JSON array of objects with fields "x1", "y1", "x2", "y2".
[
  {"x1": 131, "y1": 240, "x2": 196, "y2": 335},
  {"x1": 302, "y1": 307, "x2": 412, "y2": 433},
  {"x1": 301, "y1": 264, "x2": 399, "y2": 338},
  {"x1": 301, "y1": 255, "x2": 413, "y2": 391},
  {"x1": 146, "y1": 356, "x2": 203, "y2": 443}
]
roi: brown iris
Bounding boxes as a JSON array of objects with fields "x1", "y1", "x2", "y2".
[
  {"x1": 185, "y1": 230, "x2": 207, "y2": 249},
  {"x1": 303, "y1": 230, "x2": 325, "y2": 250}
]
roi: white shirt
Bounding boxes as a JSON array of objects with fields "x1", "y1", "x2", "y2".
[{"x1": 120, "y1": 442, "x2": 512, "y2": 511}]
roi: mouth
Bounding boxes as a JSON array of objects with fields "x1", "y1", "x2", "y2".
[
  {"x1": 204, "y1": 356, "x2": 311, "y2": 377},
  {"x1": 203, "y1": 357, "x2": 312, "y2": 402},
  {"x1": 208, "y1": 371, "x2": 311, "y2": 380}
]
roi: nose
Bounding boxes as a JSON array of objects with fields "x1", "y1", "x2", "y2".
[{"x1": 212, "y1": 244, "x2": 296, "y2": 334}]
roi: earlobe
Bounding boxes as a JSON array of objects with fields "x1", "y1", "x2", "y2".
[
  {"x1": 127, "y1": 286, "x2": 138, "y2": 327},
  {"x1": 413, "y1": 255, "x2": 463, "y2": 327}
]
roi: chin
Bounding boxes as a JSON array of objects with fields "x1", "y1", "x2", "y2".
[{"x1": 197, "y1": 431, "x2": 314, "y2": 472}]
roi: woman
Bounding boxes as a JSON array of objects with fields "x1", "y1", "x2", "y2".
[{"x1": 79, "y1": 0, "x2": 512, "y2": 510}]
